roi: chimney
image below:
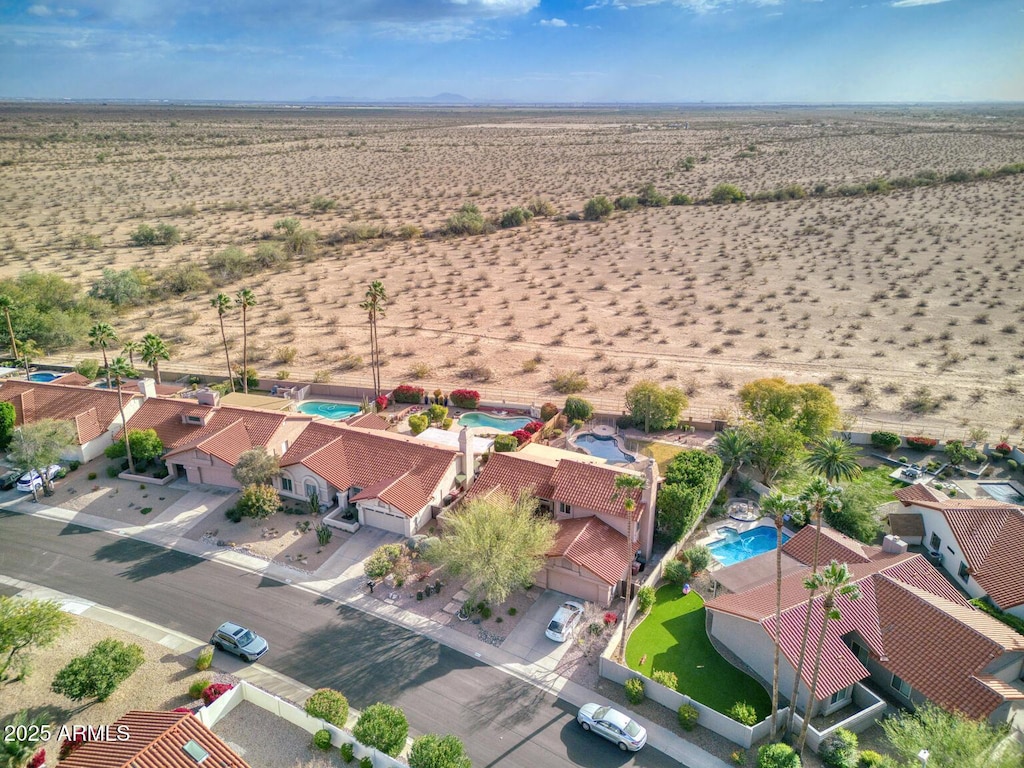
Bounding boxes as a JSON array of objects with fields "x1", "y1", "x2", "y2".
[
  {"x1": 196, "y1": 388, "x2": 220, "y2": 407},
  {"x1": 638, "y1": 458, "x2": 659, "y2": 560},
  {"x1": 882, "y1": 534, "x2": 908, "y2": 555},
  {"x1": 138, "y1": 378, "x2": 156, "y2": 399},
  {"x1": 459, "y1": 427, "x2": 475, "y2": 491}
]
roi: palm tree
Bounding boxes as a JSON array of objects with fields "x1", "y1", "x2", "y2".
[
  {"x1": 88, "y1": 322, "x2": 118, "y2": 388},
  {"x1": 0, "y1": 294, "x2": 19, "y2": 363},
  {"x1": 612, "y1": 472, "x2": 646, "y2": 662},
  {"x1": 107, "y1": 356, "x2": 138, "y2": 474},
  {"x1": 235, "y1": 289, "x2": 257, "y2": 394},
  {"x1": 19, "y1": 339, "x2": 41, "y2": 380},
  {"x1": 211, "y1": 293, "x2": 235, "y2": 392},
  {"x1": 761, "y1": 490, "x2": 796, "y2": 740},
  {"x1": 806, "y1": 436, "x2": 862, "y2": 484},
  {"x1": 797, "y1": 561, "x2": 861, "y2": 754},
  {"x1": 122, "y1": 338, "x2": 141, "y2": 368},
  {"x1": 359, "y1": 281, "x2": 388, "y2": 398},
  {"x1": 715, "y1": 427, "x2": 752, "y2": 476},
  {"x1": 140, "y1": 333, "x2": 170, "y2": 385}
]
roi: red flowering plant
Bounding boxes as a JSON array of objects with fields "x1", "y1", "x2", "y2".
[
  {"x1": 511, "y1": 429, "x2": 531, "y2": 446},
  {"x1": 27, "y1": 749, "x2": 45, "y2": 768},
  {"x1": 450, "y1": 389, "x2": 480, "y2": 408},
  {"x1": 392, "y1": 384, "x2": 425, "y2": 404},
  {"x1": 906, "y1": 436, "x2": 938, "y2": 450},
  {"x1": 59, "y1": 735, "x2": 86, "y2": 759},
  {"x1": 603, "y1": 612, "x2": 619, "y2": 625},
  {"x1": 202, "y1": 682, "x2": 234, "y2": 705},
  {"x1": 374, "y1": 394, "x2": 389, "y2": 412},
  {"x1": 994, "y1": 442, "x2": 1013, "y2": 455},
  {"x1": 523, "y1": 421, "x2": 545, "y2": 435}
]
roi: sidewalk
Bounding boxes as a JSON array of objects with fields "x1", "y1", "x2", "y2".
[{"x1": 0, "y1": 489, "x2": 731, "y2": 768}]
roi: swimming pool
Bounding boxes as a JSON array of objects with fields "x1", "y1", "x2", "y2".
[
  {"x1": 980, "y1": 483, "x2": 1024, "y2": 504},
  {"x1": 573, "y1": 433, "x2": 636, "y2": 464},
  {"x1": 709, "y1": 526, "x2": 790, "y2": 567},
  {"x1": 296, "y1": 401, "x2": 361, "y2": 420},
  {"x1": 457, "y1": 412, "x2": 532, "y2": 432},
  {"x1": 28, "y1": 372, "x2": 63, "y2": 382}
]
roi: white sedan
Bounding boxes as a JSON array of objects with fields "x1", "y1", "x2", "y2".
[
  {"x1": 16, "y1": 464, "x2": 62, "y2": 493},
  {"x1": 577, "y1": 703, "x2": 648, "y2": 751}
]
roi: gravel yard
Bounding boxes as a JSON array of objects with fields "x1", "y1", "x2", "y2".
[{"x1": 213, "y1": 701, "x2": 347, "y2": 768}]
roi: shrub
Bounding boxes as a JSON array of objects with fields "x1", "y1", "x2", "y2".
[
  {"x1": 625, "y1": 380, "x2": 688, "y2": 431},
  {"x1": 994, "y1": 441, "x2": 1013, "y2": 455},
  {"x1": 857, "y1": 750, "x2": 885, "y2": 768},
  {"x1": 527, "y1": 197, "x2": 557, "y2": 217},
  {"x1": 683, "y1": 545, "x2": 712, "y2": 574},
  {"x1": 393, "y1": 384, "x2": 425, "y2": 403},
  {"x1": 352, "y1": 703, "x2": 409, "y2": 757},
  {"x1": 88, "y1": 471, "x2": 97, "y2": 480},
  {"x1": 637, "y1": 585, "x2": 656, "y2": 613},
  {"x1": 202, "y1": 682, "x2": 233, "y2": 705},
  {"x1": 236, "y1": 483, "x2": 282, "y2": 522},
  {"x1": 906, "y1": 435, "x2": 938, "y2": 450},
  {"x1": 189, "y1": 678, "x2": 210, "y2": 699},
  {"x1": 305, "y1": 688, "x2": 350, "y2": 727},
  {"x1": 540, "y1": 402, "x2": 559, "y2": 421},
  {"x1": 27, "y1": 750, "x2": 45, "y2": 768},
  {"x1": 225, "y1": 505, "x2": 244, "y2": 523},
  {"x1": 827, "y1": 485, "x2": 884, "y2": 543},
  {"x1": 449, "y1": 389, "x2": 480, "y2": 408},
  {"x1": 819, "y1": 728, "x2": 858, "y2": 768},
  {"x1": 870, "y1": 431, "x2": 901, "y2": 452},
  {"x1": 603, "y1": 611, "x2": 618, "y2": 625},
  {"x1": 499, "y1": 206, "x2": 533, "y2": 228},
  {"x1": 651, "y1": 669, "x2": 678, "y2": 690},
  {"x1": 1009, "y1": 459, "x2": 1019, "y2": 471},
  {"x1": 360, "y1": 758, "x2": 373, "y2": 768},
  {"x1": 75, "y1": 359, "x2": 101, "y2": 380},
  {"x1": 442, "y1": 203, "x2": 492, "y2": 236},
  {"x1": 408, "y1": 414, "x2": 429, "y2": 435},
  {"x1": 658, "y1": 450, "x2": 723, "y2": 541},
  {"x1": 314, "y1": 729, "x2": 333, "y2": 750},
  {"x1": 669, "y1": 193, "x2": 693, "y2": 205},
  {"x1": 409, "y1": 733, "x2": 472, "y2": 768},
  {"x1": 493, "y1": 434, "x2": 518, "y2": 452},
  {"x1": 523, "y1": 420, "x2": 545, "y2": 435},
  {"x1": 364, "y1": 543, "x2": 403, "y2": 580},
  {"x1": 551, "y1": 370, "x2": 588, "y2": 395},
  {"x1": 195, "y1": 645, "x2": 213, "y2": 671},
  {"x1": 663, "y1": 559, "x2": 691, "y2": 585},
  {"x1": 638, "y1": 183, "x2": 669, "y2": 207},
  {"x1": 106, "y1": 465, "x2": 120, "y2": 478},
  {"x1": 727, "y1": 701, "x2": 758, "y2": 726},
  {"x1": 341, "y1": 743, "x2": 355, "y2": 763},
  {"x1": 583, "y1": 195, "x2": 614, "y2": 221},
  {"x1": 624, "y1": 677, "x2": 645, "y2": 704},
  {"x1": 710, "y1": 183, "x2": 746, "y2": 204},
  {"x1": 758, "y1": 742, "x2": 801, "y2": 768},
  {"x1": 511, "y1": 429, "x2": 531, "y2": 445},
  {"x1": 969, "y1": 598, "x2": 1024, "y2": 635},
  {"x1": 614, "y1": 195, "x2": 639, "y2": 211},
  {"x1": 51, "y1": 638, "x2": 144, "y2": 702},
  {"x1": 678, "y1": 703, "x2": 699, "y2": 731},
  {"x1": 563, "y1": 396, "x2": 593, "y2": 422}
]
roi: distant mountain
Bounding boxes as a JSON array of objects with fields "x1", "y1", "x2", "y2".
[{"x1": 303, "y1": 93, "x2": 470, "y2": 105}]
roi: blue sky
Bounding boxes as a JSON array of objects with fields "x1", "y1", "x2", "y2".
[{"x1": 1, "y1": 0, "x2": 1021, "y2": 102}]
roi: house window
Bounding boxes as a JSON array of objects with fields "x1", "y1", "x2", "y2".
[
  {"x1": 958, "y1": 561, "x2": 970, "y2": 583},
  {"x1": 929, "y1": 532, "x2": 941, "y2": 552},
  {"x1": 304, "y1": 481, "x2": 319, "y2": 500},
  {"x1": 891, "y1": 674, "x2": 911, "y2": 698},
  {"x1": 280, "y1": 477, "x2": 293, "y2": 493},
  {"x1": 560, "y1": 502, "x2": 572, "y2": 515},
  {"x1": 850, "y1": 641, "x2": 868, "y2": 664},
  {"x1": 830, "y1": 686, "x2": 852, "y2": 706}
]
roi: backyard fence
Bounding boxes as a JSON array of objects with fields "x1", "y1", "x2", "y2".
[{"x1": 788, "y1": 683, "x2": 887, "y2": 753}]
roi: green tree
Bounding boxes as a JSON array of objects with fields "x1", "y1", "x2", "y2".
[
  {"x1": 304, "y1": 688, "x2": 349, "y2": 727},
  {"x1": 715, "y1": 428, "x2": 752, "y2": 475},
  {"x1": 0, "y1": 293, "x2": 19, "y2": 362},
  {"x1": 745, "y1": 418, "x2": 805, "y2": 486},
  {"x1": 75, "y1": 358, "x2": 100, "y2": 380},
  {"x1": 88, "y1": 268, "x2": 151, "y2": 307},
  {"x1": 236, "y1": 483, "x2": 281, "y2": 522},
  {"x1": 360, "y1": 281, "x2": 388, "y2": 399},
  {"x1": 882, "y1": 703, "x2": 1021, "y2": 768},
  {"x1": 944, "y1": 440, "x2": 968, "y2": 470},
  {"x1": 107, "y1": 357, "x2": 138, "y2": 474},
  {"x1": 409, "y1": 734, "x2": 471, "y2": 768},
  {"x1": 352, "y1": 703, "x2": 409, "y2": 758},
  {"x1": 0, "y1": 401, "x2": 15, "y2": 451},
  {"x1": 806, "y1": 437, "x2": 862, "y2": 483},
  {"x1": 211, "y1": 293, "x2": 235, "y2": 392},
  {"x1": 51, "y1": 638, "x2": 144, "y2": 703},
  {"x1": 624, "y1": 380, "x2": 688, "y2": 432},
  {"x1": 739, "y1": 378, "x2": 841, "y2": 441},
  {"x1": 121, "y1": 338, "x2": 141, "y2": 368},
  {"x1": 140, "y1": 333, "x2": 170, "y2": 385},
  {"x1": 235, "y1": 289, "x2": 257, "y2": 394},
  {"x1": 7, "y1": 418, "x2": 74, "y2": 499},
  {"x1": 88, "y1": 321, "x2": 118, "y2": 389},
  {"x1": 760, "y1": 492, "x2": 796, "y2": 740},
  {"x1": 428, "y1": 489, "x2": 555, "y2": 606},
  {"x1": 613, "y1": 472, "x2": 647, "y2": 660},
  {"x1": 825, "y1": 485, "x2": 883, "y2": 543},
  {"x1": 232, "y1": 447, "x2": 281, "y2": 487},
  {"x1": 0, "y1": 597, "x2": 73, "y2": 682},
  {"x1": 1, "y1": 710, "x2": 50, "y2": 768},
  {"x1": 710, "y1": 183, "x2": 746, "y2": 204},
  {"x1": 797, "y1": 562, "x2": 860, "y2": 753},
  {"x1": 104, "y1": 429, "x2": 163, "y2": 469},
  {"x1": 18, "y1": 339, "x2": 41, "y2": 381},
  {"x1": 583, "y1": 195, "x2": 613, "y2": 221},
  {"x1": 563, "y1": 395, "x2": 593, "y2": 422}
]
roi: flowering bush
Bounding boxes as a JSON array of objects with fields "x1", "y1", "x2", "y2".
[
  {"x1": 392, "y1": 384, "x2": 425, "y2": 404},
  {"x1": 59, "y1": 735, "x2": 86, "y2": 759},
  {"x1": 994, "y1": 442, "x2": 1013, "y2": 455},
  {"x1": 906, "y1": 436, "x2": 938, "y2": 450},
  {"x1": 511, "y1": 429, "x2": 531, "y2": 446},
  {"x1": 603, "y1": 611, "x2": 618, "y2": 625},
  {"x1": 523, "y1": 421, "x2": 545, "y2": 435},
  {"x1": 449, "y1": 389, "x2": 480, "y2": 408},
  {"x1": 540, "y1": 402, "x2": 559, "y2": 421},
  {"x1": 27, "y1": 749, "x2": 45, "y2": 768},
  {"x1": 375, "y1": 395, "x2": 389, "y2": 412},
  {"x1": 172, "y1": 707, "x2": 193, "y2": 714},
  {"x1": 202, "y1": 682, "x2": 233, "y2": 705}
]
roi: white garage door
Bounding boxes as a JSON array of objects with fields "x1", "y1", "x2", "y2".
[
  {"x1": 199, "y1": 466, "x2": 238, "y2": 488},
  {"x1": 362, "y1": 507, "x2": 409, "y2": 535},
  {"x1": 546, "y1": 569, "x2": 606, "y2": 605}
]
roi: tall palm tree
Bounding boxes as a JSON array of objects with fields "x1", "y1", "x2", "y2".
[
  {"x1": 612, "y1": 472, "x2": 646, "y2": 662},
  {"x1": 88, "y1": 322, "x2": 118, "y2": 388},
  {"x1": 0, "y1": 294, "x2": 19, "y2": 363},
  {"x1": 797, "y1": 561, "x2": 861, "y2": 754},
  {"x1": 715, "y1": 427, "x2": 753, "y2": 476},
  {"x1": 140, "y1": 333, "x2": 170, "y2": 385},
  {"x1": 806, "y1": 436, "x2": 862, "y2": 484},
  {"x1": 121, "y1": 338, "x2": 141, "y2": 368},
  {"x1": 761, "y1": 490, "x2": 796, "y2": 740},
  {"x1": 359, "y1": 281, "x2": 388, "y2": 398},
  {"x1": 235, "y1": 289, "x2": 257, "y2": 394},
  {"x1": 19, "y1": 339, "x2": 41, "y2": 380},
  {"x1": 211, "y1": 293, "x2": 236, "y2": 392},
  {"x1": 107, "y1": 356, "x2": 137, "y2": 474}
]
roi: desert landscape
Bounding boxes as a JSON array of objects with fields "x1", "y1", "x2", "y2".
[{"x1": 1, "y1": 103, "x2": 1022, "y2": 439}]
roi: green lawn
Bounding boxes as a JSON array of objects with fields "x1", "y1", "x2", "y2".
[
  {"x1": 633, "y1": 440, "x2": 686, "y2": 475},
  {"x1": 777, "y1": 464, "x2": 899, "y2": 506},
  {"x1": 626, "y1": 585, "x2": 771, "y2": 720}
]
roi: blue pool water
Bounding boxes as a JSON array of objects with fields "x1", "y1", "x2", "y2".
[
  {"x1": 574, "y1": 433, "x2": 636, "y2": 464},
  {"x1": 980, "y1": 483, "x2": 1024, "y2": 504},
  {"x1": 296, "y1": 401, "x2": 361, "y2": 420},
  {"x1": 709, "y1": 527, "x2": 791, "y2": 567},
  {"x1": 458, "y1": 412, "x2": 532, "y2": 432},
  {"x1": 28, "y1": 372, "x2": 62, "y2": 382}
]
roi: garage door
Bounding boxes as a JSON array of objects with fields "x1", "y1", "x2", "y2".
[
  {"x1": 546, "y1": 569, "x2": 604, "y2": 605},
  {"x1": 199, "y1": 466, "x2": 238, "y2": 488},
  {"x1": 361, "y1": 507, "x2": 408, "y2": 535}
]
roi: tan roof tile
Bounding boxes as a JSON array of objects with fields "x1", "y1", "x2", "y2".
[{"x1": 0, "y1": 379, "x2": 138, "y2": 445}]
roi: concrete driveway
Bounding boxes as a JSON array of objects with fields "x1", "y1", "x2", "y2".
[{"x1": 501, "y1": 589, "x2": 580, "y2": 669}]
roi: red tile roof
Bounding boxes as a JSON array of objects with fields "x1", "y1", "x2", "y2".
[
  {"x1": 283, "y1": 424, "x2": 457, "y2": 518},
  {"x1": 549, "y1": 516, "x2": 632, "y2": 585},
  {"x1": 346, "y1": 412, "x2": 391, "y2": 431},
  {"x1": 55, "y1": 372, "x2": 93, "y2": 387},
  {"x1": 0, "y1": 379, "x2": 138, "y2": 445},
  {"x1": 549, "y1": 460, "x2": 643, "y2": 520},
  {"x1": 58, "y1": 709, "x2": 251, "y2": 768},
  {"x1": 781, "y1": 525, "x2": 873, "y2": 567},
  {"x1": 894, "y1": 484, "x2": 948, "y2": 505},
  {"x1": 467, "y1": 452, "x2": 557, "y2": 501},
  {"x1": 942, "y1": 505, "x2": 1024, "y2": 609}
]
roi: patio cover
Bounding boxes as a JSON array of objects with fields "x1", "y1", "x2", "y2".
[
  {"x1": 712, "y1": 549, "x2": 806, "y2": 594},
  {"x1": 416, "y1": 426, "x2": 493, "y2": 454}
]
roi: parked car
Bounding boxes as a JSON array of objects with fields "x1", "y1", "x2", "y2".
[
  {"x1": 0, "y1": 469, "x2": 21, "y2": 491},
  {"x1": 545, "y1": 600, "x2": 584, "y2": 642},
  {"x1": 577, "y1": 703, "x2": 647, "y2": 752},
  {"x1": 16, "y1": 464, "x2": 62, "y2": 493},
  {"x1": 210, "y1": 622, "x2": 268, "y2": 662}
]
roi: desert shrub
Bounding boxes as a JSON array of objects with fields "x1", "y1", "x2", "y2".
[
  {"x1": 253, "y1": 242, "x2": 287, "y2": 268},
  {"x1": 857, "y1": 750, "x2": 885, "y2": 768},
  {"x1": 727, "y1": 701, "x2": 758, "y2": 726},
  {"x1": 236, "y1": 484, "x2": 281, "y2": 522},
  {"x1": 449, "y1": 389, "x2": 480, "y2": 408},
  {"x1": 819, "y1": 728, "x2": 858, "y2": 768},
  {"x1": 442, "y1": 203, "x2": 490, "y2": 236},
  {"x1": 683, "y1": 545, "x2": 712, "y2": 574},
  {"x1": 189, "y1": 678, "x2": 210, "y2": 699},
  {"x1": 540, "y1": 402, "x2": 559, "y2": 421},
  {"x1": 393, "y1": 384, "x2": 425, "y2": 403},
  {"x1": 89, "y1": 267, "x2": 152, "y2": 307},
  {"x1": 130, "y1": 223, "x2": 180, "y2": 246},
  {"x1": 195, "y1": 645, "x2": 213, "y2": 671},
  {"x1": 527, "y1": 197, "x2": 557, "y2": 217},
  {"x1": 202, "y1": 682, "x2": 233, "y2": 705},
  {"x1": 903, "y1": 387, "x2": 941, "y2": 414},
  {"x1": 906, "y1": 436, "x2": 938, "y2": 450},
  {"x1": 651, "y1": 669, "x2": 678, "y2": 690},
  {"x1": 614, "y1": 195, "x2": 639, "y2": 211},
  {"x1": 624, "y1": 677, "x2": 645, "y2": 704},
  {"x1": 208, "y1": 247, "x2": 253, "y2": 281},
  {"x1": 341, "y1": 743, "x2": 355, "y2": 763},
  {"x1": 663, "y1": 559, "x2": 691, "y2": 585},
  {"x1": 870, "y1": 431, "x2": 901, "y2": 452},
  {"x1": 311, "y1": 195, "x2": 336, "y2": 212},
  {"x1": 678, "y1": 703, "x2": 699, "y2": 731},
  {"x1": 637, "y1": 585, "x2": 656, "y2": 613},
  {"x1": 493, "y1": 434, "x2": 518, "y2": 452},
  {"x1": 352, "y1": 703, "x2": 409, "y2": 757},
  {"x1": 563, "y1": 395, "x2": 593, "y2": 422},
  {"x1": 499, "y1": 206, "x2": 533, "y2": 228},
  {"x1": 759, "y1": 742, "x2": 801, "y2": 768},
  {"x1": 670, "y1": 193, "x2": 693, "y2": 205},
  {"x1": 159, "y1": 263, "x2": 213, "y2": 294},
  {"x1": 364, "y1": 543, "x2": 403, "y2": 580},
  {"x1": 51, "y1": 639, "x2": 145, "y2": 702},
  {"x1": 408, "y1": 414, "x2": 429, "y2": 435},
  {"x1": 583, "y1": 195, "x2": 614, "y2": 221},
  {"x1": 313, "y1": 729, "x2": 333, "y2": 750},
  {"x1": 409, "y1": 733, "x2": 472, "y2": 768},
  {"x1": 551, "y1": 370, "x2": 588, "y2": 394},
  {"x1": 75, "y1": 359, "x2": 100, "y2": 380},
  {"x1": 305, "y1": 688, "x2": 350, "y2": 727},
  {"x1": 638, "y1": 183, "x2": 669, "y2": 207},
  {"x1": 710, "y1": 183, "x2": 746, "y2": 204}
]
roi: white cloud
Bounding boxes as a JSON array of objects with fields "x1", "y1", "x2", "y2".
[
  {"x1": 27, "y1": 5, "x2": 52, "y2": 16},
  {"x1": 585, "y1": 0, "x2": 781, "y2": 12},
  {"x1": 539, "y1": 17, "x2": 568, "y2": 26},
  {"x1": 891, "y1": 0, "x2": 952, "y2": 6}
]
